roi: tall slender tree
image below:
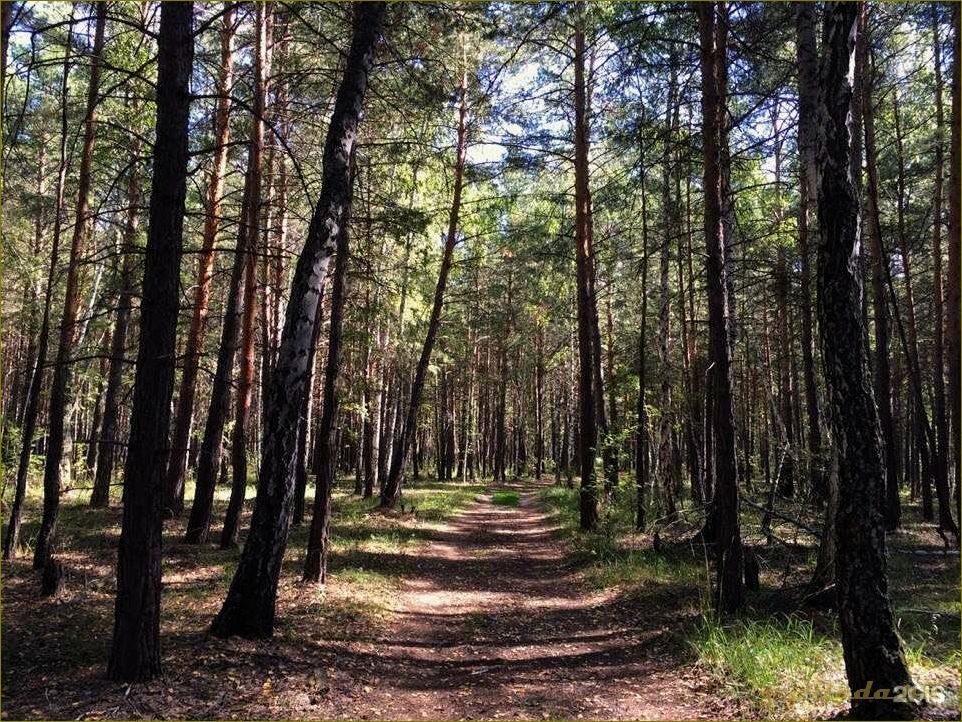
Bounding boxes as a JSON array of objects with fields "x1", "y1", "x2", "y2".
[
  {"x1": 698, "y1": 0, "x2": 743, "y2": 613},
  {"x1": 210, "y1": 2, "x2": 386, "y2": 638},
  {"x1": 4, "y1": 15, "x2": 75, "y2": 559},
  {"x1": 381, "y1": 53, "x2": 469, "y2": 509},
  {"x1": 220, "y1": 0, "x2": 271, "y2": 550},
  {"x1": 107, "y1": 0, "x2": 194, "y2": 682},
  {"x1": 33, "y1": 1, "x2": 106, "y2": 571},
  {"x1": 948, "y1": 2, "x2": 961, "y2": 509},
  {"x1": 165, "y1": 4, "x2": 235, "y2": 517},
  {"x1": 573, "y1": 5, "x2": 599, "y2": 531},
  {"x1": 862, "y1": 44, "x2": 902, "y2": 530},
  {"x1": 185, "y1": 5, "x2": 268, "y2": 544},
  {"x1": 90, "y1": 142, "x2": 142, "y2": 508},
  {"x1": 794, "y1": 1, "x2": 823, "y2": 501}
]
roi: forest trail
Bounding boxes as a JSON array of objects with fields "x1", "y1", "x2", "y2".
[
  {"x1": 0, "y1": 481, "x2": 736, "y2": 721},
  {"x1": 322, "y1": 481, "x2": 732, "y2": 720}
]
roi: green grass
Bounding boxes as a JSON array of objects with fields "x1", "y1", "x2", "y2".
[
  {"x1": 539, "y1": 481, "x2": 709, "y2": 592},
  {"x1": 401, "y1": 481, "x2": 485, "y2": 520},
  {"x1": 692, "y1": 614, "x2": 845, "y2": 717},
  {"x1": 491, "y1": 490, "x2": 520, "y2": 506},
  {"x1": 540, "y1": 475, "x2": 961, "y2": 717}
]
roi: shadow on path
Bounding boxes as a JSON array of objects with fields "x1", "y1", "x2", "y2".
[{"x1": 320, "y1": 479, "x2": 733, "y2": 720}]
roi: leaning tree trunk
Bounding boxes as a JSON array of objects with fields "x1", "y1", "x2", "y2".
[
  {"x1": 292, "y1": 286, "x2": 326, "y2": 524},
  {"x1": 164, "y1": 3, "x2": 235, "y2": 517},
  {"x1": 107, "y1": 1, "x2": 194, "y2": 682},
  {"x1": 303, "y1": 164, "x2": 354, "y2": 582},
  {"x1": 34, "y1": 1, "x2": 106, "y2": 572},
  {"x1": 381, "y1": 60, "x2": 468, "y2": 508},
  {"x1": 814, "y1": 4, "x2": 915, "y2": 717},
  {"x1": 210, "y1": 2, "x2": 385, "y2": 640},
  {"x1": 698, "y1": 0, "x2": 743, "y2": 614},
  {"x1": 3, "y1": 23, "x2": 74, "y2": 560}
]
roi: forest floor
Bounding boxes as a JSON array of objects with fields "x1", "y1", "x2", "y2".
[{"x1": 2, "y1": 476, "x2": 960, "y2": 720}]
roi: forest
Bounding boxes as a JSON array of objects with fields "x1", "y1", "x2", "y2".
[{"x1": 0, "y1": 1, "x2": 960, "y2": 720}]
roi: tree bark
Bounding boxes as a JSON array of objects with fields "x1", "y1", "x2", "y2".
[
  {"x1": 220, "y1": 1, "x2": 270, "y2": 550},
  {"x1": 165, "y1": 3, "x2": 235, "y2": 517},
  {"x1": 303, "y1": 159, "x2": 353, "y2": 582},
  {"x1": 814, "y1": 4, "x2": 915, "y2": 716},
  {"x1": 293, "y1": 286, "x2": 326, "y2": 524},
  {"x1": 698, "y1": 0, "x2": 743, "y2": 613},
  {"x1": 107, "y1": 1, "x2": 193, "y2": 682},
  {"x1": 210, "y1": 2, "x2": 385, "y2": 639}
]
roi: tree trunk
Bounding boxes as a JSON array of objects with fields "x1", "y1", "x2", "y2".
[
  {"x1": 185, "y1": 60, "x2": 266, "y2": 544},
  {"x1": 107, "y1": 1, "x2": 193, "y2": 681},
  {"x1": 931, "y1": 1, "x2": 950, "y2": 541},
  {"x1": 91, "y1": 151, "x2": 142, "y2": 508},
  {"x1": 698, "y1": 0, "x2": 743, "y2": 614},
  {"x1": 293, "y1": 286, "x2": 326, "y2": 524},
  {"x1": 3, "y1": 23, "x2": 74, "y2": 559},
  {"x1": 165, "y1": 4, "x2": 235, "y2": 517},
  {"x1": 34, "y1": 1, "x2": 106, "y2": 571},
  {"x1": 794, "y1": 1, "x2": 824, "y2": 503},
  {"x1": 304, "y1": 176, "x2": 353, "y2": 581},
  {"x1": 773, "y1": 99, "x2": 796, "y2": 500},
  {"x1": 636, "y1": 125, "x2": 651, "y2": 531},
  {"x1": 862, "y1": 45, "x2": 903, "y2": 530},
  {"x1": 573, "y1": 8, "x2": 598, "y2": 531},
  {"x1": 220, "y1": 1, "x2": 270, "y2": 550},
  {"x1": 210, "y1": 2, "x2": 385, "y2": 639},
  {"x1": 658, "y1": 69, "x2": 678, "y2": 518},
  {"x1": 948, "y1": 3, "x2": 961, "y2": 515},
  {"x1": 814, "y1": 4, "x2": 914, "y2": 716},
  {"x1": 381, "y1": 58, "x2": 468, "y2": 508}
]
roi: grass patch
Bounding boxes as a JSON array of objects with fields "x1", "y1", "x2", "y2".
[
  {"x1": 331, "y1": 565, "x2": 398, "y2": 590},
  {"x1": 539, "y1": 480, "x2": 709, "y2": 593},
  {"x1": 491, "y1": 490, "x2": 519, "y2": 506},
  {"x1": 692, "y1": 614, "x2": 845, "y2": 718},
  {"x1": 402, "y1": 481, "x2": 485, "y2": 521}
]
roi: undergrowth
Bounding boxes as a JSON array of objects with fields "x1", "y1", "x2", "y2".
[{"x1": 539, "y1": 476, "x2": 961, "y2": 718}]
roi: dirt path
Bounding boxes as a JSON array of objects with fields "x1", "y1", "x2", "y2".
[
  {"x1": 321, "y1": 481, "x2": 732, "y2": 720},
  {"x1": 1, "y1": 481, "x2": 733, "y2": 720}
]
